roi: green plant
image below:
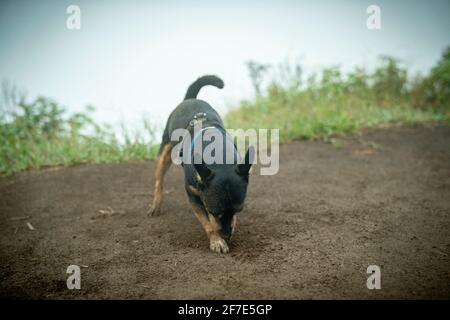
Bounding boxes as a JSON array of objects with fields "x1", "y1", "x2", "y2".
[
  {"x1": 0, "y1": 83, "x2": 159, "y2": 175},
  {"x1": 412, "y1": 47, "x2": 450, "y2": 111},
  {"x1": 226, "y1": 54, "x2": 449, "y2": 143}
]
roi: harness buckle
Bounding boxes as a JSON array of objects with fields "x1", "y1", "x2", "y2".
[{"x1": 189, "y1": 112, "x2": 207, "y2": 127}]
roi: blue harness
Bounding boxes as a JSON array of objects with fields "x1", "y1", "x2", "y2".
[
  {"x1": 188, "y1": 126, "x2": 239, "y2": 163},
  {"x1": 188, "y1": 126, "x2": 217, "y2": 157}
]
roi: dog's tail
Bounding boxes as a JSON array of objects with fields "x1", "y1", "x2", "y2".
[{"x1": 184, "y1": 75, "x2": 224, "y2": 100}]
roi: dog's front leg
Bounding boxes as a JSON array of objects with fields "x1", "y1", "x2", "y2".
[{"x1": 191, "y1": 205, "x2": 229, "y2": 254}]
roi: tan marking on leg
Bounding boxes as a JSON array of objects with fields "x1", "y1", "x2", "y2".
[
  {"x1": 148, "y1": 144, "x2": 173, "y2": 216},
  {"x1": 231, "y1": 214, "x2": 237, "y2": 239},
  {"x1": 188, "y1": 185, "x2": 201, "y2": 197},
  {"x1": 192, "y1": 205, "x2": 229, "y2": 254}
]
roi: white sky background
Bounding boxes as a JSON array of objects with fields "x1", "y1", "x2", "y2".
[{"x1": 0, "y1": 0, "x2": 449, "y2": 139}]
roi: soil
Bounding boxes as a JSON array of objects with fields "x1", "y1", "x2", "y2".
[{"x1": 1, "y1": 123, "x2": 449, "y2": 299}]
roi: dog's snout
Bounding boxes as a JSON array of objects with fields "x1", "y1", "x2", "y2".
[
  {"x1": 219, "y1": 222, "x2": 233, "y2": 242},
  {"x1": 222, "y1": 234, "x2": 232, "y2": 243}
]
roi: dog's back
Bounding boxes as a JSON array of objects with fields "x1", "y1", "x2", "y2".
[{"x1": 159, "y1": 75, "x2": 225, "y2": 153}]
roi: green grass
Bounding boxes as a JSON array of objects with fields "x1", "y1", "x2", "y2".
[
  {"x1": 0, "y1": 94, "x2": 159, "y2": 175},
  {"x1": 225, "y1": 90, "x2": 448, "y2": 143},
  {"x1": 0, "y1": 136, "x2": 159, "y2": 175},
  {"x1": 225, "y1": 55, "x2": 450, "y2": 142}
]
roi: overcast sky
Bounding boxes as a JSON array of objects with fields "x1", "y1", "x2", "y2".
[{"x1": 1, "y1": 0, "x2": 449, "y2": 136}]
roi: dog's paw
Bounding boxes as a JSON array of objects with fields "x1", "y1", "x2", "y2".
[
  {"x1": 147, "y1": 204, "x2": 162, "y2": 217},
  {"x1": 209, "y1": 238, "x2": 229, "y2": 254}
]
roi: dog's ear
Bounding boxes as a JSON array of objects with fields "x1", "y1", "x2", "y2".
[
  {"x1": 236, "y1": 146, "x2": 254, "y2": 176},
  {"x1": 193, "y1": 153, "x2": 214, "y2": 182}
]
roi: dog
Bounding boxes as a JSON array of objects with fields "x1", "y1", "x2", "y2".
[{"x1": 149, "y1": 75, "x2": 253, "y2": 253}]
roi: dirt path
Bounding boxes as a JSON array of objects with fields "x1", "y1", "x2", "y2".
[{"x1": 1, "y1": 123, "x2": 449, "y2": 299}]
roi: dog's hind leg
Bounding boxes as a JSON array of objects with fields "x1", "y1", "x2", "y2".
[{"x1": 148, "y1": 143, "x2": 173, "y2": 216}]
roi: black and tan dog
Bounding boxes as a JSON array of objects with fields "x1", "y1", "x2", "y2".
[{"x1": 149, "y1": 75, "x2": 253, "y2": 253}]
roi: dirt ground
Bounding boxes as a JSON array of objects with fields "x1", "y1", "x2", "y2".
[{"x1": 1, "y1": 123, "x2": 449, "y2": 299}]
